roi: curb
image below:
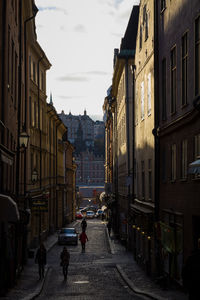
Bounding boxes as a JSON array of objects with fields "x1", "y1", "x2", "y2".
[
  {"x1": 105, "y1": 225, "x2": 166, "y2": 300},
  {"x1": 116, "y1": 265, "x2": 166, "y2": 300},
  {"x1": 22, "y1": 266, "x2": 51, "y2": 300},
  {"x1": 21, "y1": 221, "x2": 79, "y2": 300}
]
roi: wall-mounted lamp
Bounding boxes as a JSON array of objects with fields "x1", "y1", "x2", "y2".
[
  {"x1": 19, "y1": 131, "x2": 29, "y2": 148},
  {"x1": 32, "y1": 168, "x2": 38, "y2": 184}
]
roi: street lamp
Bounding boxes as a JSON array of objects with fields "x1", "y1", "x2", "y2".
[
  {"x1": 19, "y1": 131, "x2": 29, "y2": 148},
  {"x1": 32, "y1": 168, "x2": 38, "y2": 184}
]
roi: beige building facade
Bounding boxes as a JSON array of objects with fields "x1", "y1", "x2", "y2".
[{"x1": 132, "y1": 0, "x2": 156, "y2": 275}]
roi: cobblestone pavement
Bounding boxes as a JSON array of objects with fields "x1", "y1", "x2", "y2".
[{"x1": 2, "y1": 219, "x2": 188, "y2": 300}]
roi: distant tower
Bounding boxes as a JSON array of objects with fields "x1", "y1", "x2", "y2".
[
  {"x1": 50, "y1": 92, "x2": 53, "y2": 105},
  {"x1": 84, "y1": 109, "x2": 87, "y2": 115}
]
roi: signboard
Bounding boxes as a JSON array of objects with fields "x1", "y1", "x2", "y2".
[{"x1": 31, "y1": 198, "x2": 48, "y2": 212}]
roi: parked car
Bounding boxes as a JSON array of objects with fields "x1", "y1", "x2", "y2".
[
  {"x1": 95, "y1": 209, "x2": 104, "y2": 218},
  {"x1": 76, "y1": 211, "x2": 83, "y2": 219},
  {"x1": 58, "y1": 228, "x2": 78, "y2": 245},
  {"x1": 86, "y1": 211, "x2": 95, "y2": 219}
]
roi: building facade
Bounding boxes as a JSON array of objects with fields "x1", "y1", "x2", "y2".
[
  {"x1": 132, "y1": 0, "x2": 156, "y2": 275},
  {"x1": 110, "y1": 6, "x2": 139, "y2": 243},
  {"x1": 157, "y1": 0, "x2": 200, "y2": 283}
]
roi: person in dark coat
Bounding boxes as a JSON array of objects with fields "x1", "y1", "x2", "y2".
[
  {"x1": 107, "y1": 220, "x2": 112, "y2": 237},
  {"x1": 79, "y1": 230, "x2": 89, "y2": 252},
  {"x1": 81, "y1": 218, "x2": 87, "y2": 232},
  {"x1": 182, "y1": 239, "x2": 200, "y2": 300},
  {"x1": 35, "y1": 243, "x2": 46, "y2": 280},
  {"x1": 60, "y1": 247, "x2": 70, "y2": 280}
]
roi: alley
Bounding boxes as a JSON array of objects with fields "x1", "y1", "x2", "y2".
[{"x1": 37, "y1": 220, "x2": 148, "y2": 300}]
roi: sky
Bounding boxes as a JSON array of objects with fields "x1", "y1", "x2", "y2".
[{"x1": 35, "y1": 0, "x2": 140, "y2": 121}]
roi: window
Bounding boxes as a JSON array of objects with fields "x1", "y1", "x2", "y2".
[
  {"x1": 8, "y1": 26, "x2": 10, "y2": 85},
  {"x1": 162, "y1": 58, "x2": 167, "y2": 120},
  {"x1": 148, "y1": 159, "x2": 152, "y2": 200},
  {"x1": 161, "y1": 146, "x2": 166, "y2": 182},
  {"x1": 195, "y1": 16, "x2": 200, "y2": 96},
  {"x1": 33, "y1": 61, "x2": 36, "y2": 82},
  {"x1": 181, "y1": 139, "x2": 187, "y2": 179},
  {"x1": 29, "y1": 96, "x2": 32, "y2": 126},
  {"x1": 194, "y1": 134, "x2": 200, "y2": 159},
  {"x1": 182, "y1": 33, "x2": 188, "y2": 105},
  {"x1": 14, "y1": 51, "x2": 18, "y2": 107},
  {"x1": 171, "y1": 144, "x2": 177, "y2": 181},
  {"x1": 143, "y1": 5, "x2": 148, "y2": 41},
  {"x1": 29, "y1": 56, "x2": 31, "y2": 78},
  {"x1": 171, "y1": 47, "x2": 177, "y2": 113},
  {"x1": 141, "y1": 160, "x2": 145, "y2": 199},
  {"x1": 141, "y1": 81, "x2": 144, "y2": 120},
  {"x1": 147, "y1": 73, "x2": 151, "y2": 116},
  {"x1": 139, "y1": 25, "x2": 142, "y2": 50},
  {"x1": 11, "y1": 40, "x2": 14, "y2": 95},
  {"x1": 161, "y1": 0, "x2": 166, "y2": 11}
]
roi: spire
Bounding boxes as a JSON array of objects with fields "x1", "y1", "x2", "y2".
[
  {"x1": 50, "y1": 92, "x2": 53, "y2": 105},
  {"x1": 84, "y1": 109, "x2": 87, "y2": 115}
]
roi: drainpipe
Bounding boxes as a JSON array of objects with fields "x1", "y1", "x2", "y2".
[
  {"x1": 37, "y1": 55, "x2": 44, "y2": 189},
  {"x1": 47, "y1": 108, "x2": 54, "y2": 232},
  {"x1": 125, "y1": 59, "x2": 131, "y2": 245},
  {"x1": 23, "y1": 5, "x2": 38, "y2": 201},
  {"x1": 16, "y1": 0, "x2": 22, "y2": 198},
  {"x1": 55, "y1": 120, "x2": 62, "y2": 229},
  {"x1": 0, "y1": 0, "x2": 6, "y2": 191},
  {"x1": 153, "y1": 0, "x2": 161, "y2": 276}
]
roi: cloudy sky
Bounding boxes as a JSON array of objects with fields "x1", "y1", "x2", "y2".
[{"x1": 35, "y1": 0, "x2": 140, "y2": 120}]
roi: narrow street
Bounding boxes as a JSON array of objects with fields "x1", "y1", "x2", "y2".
[{"x1": 37, "y1": 219, "x2": 148, "y2": 300}]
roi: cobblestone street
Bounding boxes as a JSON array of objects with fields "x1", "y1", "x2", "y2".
[{"x1": 37, "y1": 219, "x2": 147, "y2": 300}]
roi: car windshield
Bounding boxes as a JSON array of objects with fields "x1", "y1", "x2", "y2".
[
  {"x1": 60, "y1": 228, "x2": 75, "y2": 234},
  {"x1": 87, "y1": 212, "x2": 93, "y2": 214}
]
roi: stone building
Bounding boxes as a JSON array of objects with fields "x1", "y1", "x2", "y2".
[
  {"x1": 110, "y1": 6, "x2": 139, "y2": 242},
  {"x1": 133, "y1": 0, "x2": 156, "y2": 275},
  {"x1": 157, "y1": 0, "x2": 200, "y2": 283},
  {"x1": 59, "y1": 110, "x2": 105, "y2": 186}
]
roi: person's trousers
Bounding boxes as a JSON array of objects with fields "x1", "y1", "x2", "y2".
[
  {"x1": 81, "y1": 243, "x2": 85, "y2": 251},
  {"x1": 62, "y1": 264, "x2": 69, "y2": 279},
  {"x1": 38, "y1": 264, "x2": 45, "y2": 279}
]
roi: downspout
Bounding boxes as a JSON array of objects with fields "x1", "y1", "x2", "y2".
[
  {"x1": 0, "y1": 0, "x2": 6, "y2": 191},
  {"x1": 154, "y1": 0, "x2": 160, "y2": 223},
  {"x1": 16, "y1": 0, "x2": 22, "y2": 198},
  {"x1": 46, "y1": 108, "x2": 54, "y2": 231},
  {"x1": 55, "y1": 120, "x2": 62, "y2": 228},
  {"x1": 125, "y1": 59, "x2": 130, "y2": 244},
  {"x1": 37, "y1": 55, "x2": 44, "y2": 189},
  {"x1": 23, "y1": 7, "x2": 38, "y2": 200},
  {"x1": 131, "y1": 65, "x2": 136, "y2": 201},
  {"x1": 153, "y1": 0, "x2": 161, "y2": 276}
]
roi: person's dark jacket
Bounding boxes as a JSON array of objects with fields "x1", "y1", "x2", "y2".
[
  {"x1": 81, "y1": 219, "x2": 87, "y2": 230},
  {"x1": 182, "y1": 249, "x2": 200, "y2": 294},
  {"x1": 60, "y1": 249, "x2": 70, "y2": 266},
  {"x1": 35, "y1": 247, "x2": 47, "y2": 265}
]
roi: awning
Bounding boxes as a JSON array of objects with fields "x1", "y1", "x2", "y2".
[
  {"x1": 0, "y1": 194, "x2": 20, "y2": 222},
  {"x1": 130, "y1": 203, "x2": 153, "y2": 214},
  {"x1": 188, "y1": 159, "x2": 200, "y2": 174}
]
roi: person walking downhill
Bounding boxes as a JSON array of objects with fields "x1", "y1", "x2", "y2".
[
  {"x1": 107, "y1": 220, "x2": 112, "y2": 237},
  {"x1": 79, "y1": 230, "x2": 89, "y2": 252},
  {"x1": 35, "y1": 243, "x2": 47, "y2": 280},
  {"x1": 60, "y1": 247, "x2": 70, "y2": 280},
  {"x1": 81, "y1": 217, "x2": 87, "y2": 232}
]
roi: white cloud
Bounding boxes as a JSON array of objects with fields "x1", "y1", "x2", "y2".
[{"x1": 35, "y1": 0, "x2": 140, "y2": 117}]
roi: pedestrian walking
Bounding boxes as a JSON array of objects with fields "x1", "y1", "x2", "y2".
[
  {"x1": 60, "y1": 247, "x2": 70, "y2": 280},
  {"x1": 35, "y1": 243, "x2": 46, "y2": 280},
  {"x1": 107, "y1": 220, "x2": 111, "y2": 237},
  {"x1": 182, "y1": 238, "x2": 200, "y2": 300},
  {"x1": 81, "y1": 218, "x2": 87, "y2": 231},
  {"x1": 79, "y1": 230, "x2": 89, "y2": 252}
]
